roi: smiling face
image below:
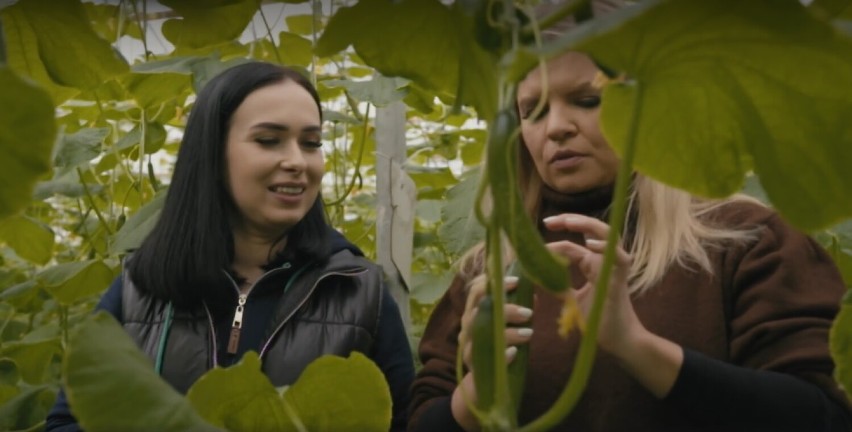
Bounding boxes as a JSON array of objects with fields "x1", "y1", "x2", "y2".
[
  {"x1": 225, "y1": 80, "x2": 324, "y2": 238},
  {"x1": 517, "y1": 51, "x2": 620, "y2": 194}
]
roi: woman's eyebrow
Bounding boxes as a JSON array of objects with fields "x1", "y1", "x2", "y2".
[
  {"x1": 250, "y1": 122, "x2": 289, "y2": 131},
  {"x1": 250, "y1": 123, "x2": 322, "y2": 133}
]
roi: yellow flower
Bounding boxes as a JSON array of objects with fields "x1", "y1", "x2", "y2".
[{"x1": 557, "y1": 295, "x2": 586, "y2": 338}]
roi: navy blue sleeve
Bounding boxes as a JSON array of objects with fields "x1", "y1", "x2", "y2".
[
  {"x1": 665, "y1": 348, "x2": 852, "y2": 431},
  {"x1": 372, "y1": 287, "x2": 415, "y2": 432},
  {"x1": 45, "y1": 277, "x2": 123, "y2": 432}
]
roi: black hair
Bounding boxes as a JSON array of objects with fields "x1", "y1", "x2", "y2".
[{"x1": 127, "y1": 61, "x2": 330, "y2": 311}]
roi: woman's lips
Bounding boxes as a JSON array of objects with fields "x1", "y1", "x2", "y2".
[{"x1": 550, "y1": 151, "x2": 587, "y2": 169}]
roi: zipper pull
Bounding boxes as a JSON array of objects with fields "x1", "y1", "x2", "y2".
[{"x1": 227, "y1": 294, "x2": 247, "y2": 354}]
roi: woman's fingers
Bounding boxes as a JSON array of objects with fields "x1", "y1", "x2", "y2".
[
  {"x1": 544, "y1": 213, "x2": 609, "y2": 239},
  {"x1": 505, "y1": 303, "x2": 533, "y2": 325},
  {"x1": 584, "y1": 239, "x2": 632, "y2": 266},
  {"x1": 505, "y1": 326, "x2": 533, "y2": 346}
]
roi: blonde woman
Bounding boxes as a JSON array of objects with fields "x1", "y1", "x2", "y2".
[{"x1": 407, "y1": 49, "x2": 852, "y2": 431}]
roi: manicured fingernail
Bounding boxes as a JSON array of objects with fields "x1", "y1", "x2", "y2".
[
  {"x1": 586, "y1": 239, "x2": 605, "y2": 248},
  {"x1": 504, "y1": 276, "x2": 519, "y2": 284},
  {"x1": 543, "y1": 216, "x2": 559, "y2": 224},
  {"x1": 505, "y1": 346, "x2": 518, "y2": 359},
  {"x1": 516, "y1": 328, "x2": 533, "y2": 337},
  {"x1": 516, "y1": 307, "x2": 533, "y2": 319}
]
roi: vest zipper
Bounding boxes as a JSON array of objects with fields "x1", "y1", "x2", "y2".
[
  {"x1": 223, "y1": 263, "x2": 292, "y2": 356},
  {"x1": 227, "y1": 294, "x2": 247, "y2": 354},
  {"x1": 258, "y1": 269, "x2": 366, "y2": 359}
]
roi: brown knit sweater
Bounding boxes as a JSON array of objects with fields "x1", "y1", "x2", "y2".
[{"x1": 409, "y1": 189, "x2": 851, "y2": 431}]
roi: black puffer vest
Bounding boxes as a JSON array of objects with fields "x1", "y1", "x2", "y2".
[{"x1": 121, "y1": 249, "x2": 383, "y2": 393}]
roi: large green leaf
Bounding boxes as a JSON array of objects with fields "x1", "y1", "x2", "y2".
[
  {"x1": 65, "y1": 312, "x2": 219, "y2": 432},
  {"x1": 323, "y1": 76, "x2": 409, "y2": 107},
  {"x1": 316, "y1": 0, "x2": 497, "y2": 119},
  {"x1": 576, "y1": 0, "x2": 852, "y2": 230},
  {"x1": 0, "y1": 384, "x2": 50, "y2": 432},
  {"x1": 278, "y1": 31, "x2": 313, "y2": 67},
  {"x1": 37, "y1": 260, "x2": 115, "y2": 305},
  {"x1": 16, "y1": 0, "x2": 129, "y2": 90},
  {"x1": 0, "y1": 6, "x2": 79, "y2": 104},
  {"x1": 82, "y1": 2, "x2": 142, "y2": 41},
  {"x1": 160, "y1": 0, "x2": 258, "y2": 50},
  {"x1": 54, "y1": 127, "x2": 110, "y2": 170},
  {"x1": 187, "y1": 350, "x2": 390, "y2": 431},
  {"x1": 438, "y1": 168, "x2": 485, "y2": 258},
  {"x1": 187, "y1": 352, "x2": 295, "y2": 431},
  {"x1": 830, "y1": 290, "x2": 852, "y2": 401},
  {"x1": 115, "y1": 122, "x2": 167, "y2": 155},
  {"x1": 121, "y1": 72, "x2": 191, "y2": 111},
  {"x1": 411, "y1": 271, "x2": 454, "y2": 305},
  {"x1": 110, "y1": 192, "x2": 166, "y2": 254},
  {"x1": 0, "y1": 359, "x2": 20, "y2": 386},
  {"x1": 282, "y1": 352, "x2": 391, "y2": 432},
  {"x1": 0, "y1": 215, "x2": 54, "y2": 265},
  {"x1": 285, "y1": 14, "x2": 316, "y2": 35},
  {"x1": 0, "y1": 67, "x2": 56, "y2": 220},
  {"x1": 0, "y1": 338, "x2": 60, "y2": 384}
]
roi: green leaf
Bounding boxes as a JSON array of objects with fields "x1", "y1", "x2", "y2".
[
  {"x1": 408, "y1": 166, "x2": 458, "y2": 199},
  {"x1": 38, "y1": 260, "x2": 115, "y2": 305},
  {"x1": 188, "y1": 55, "x2": 253, "y2": 93},
  {"x1": 831, "y1": 290, "x2": 852, "y2": 401},
  {"x1": 54, "y1": 127, "x2": 110, "y2": 169},
  {"x1": 65, "y1": 312, "x2": 219, "y2": 432},
  {"x1": 285, "y1": 14, "x2": 316, "y2": 35},
  {"x1": 0, "y1": 384, "x2": 50, "y2": 431},
  {"x1": 316, "y1": 0, "x2": 498, "y2": 119},
  {"x1": 0, "y1": 338, "x2": 60, "y2": 384},
  {"x1": 577, "y1": 0, "x2": 852, "y2": 230},
  {"x1": 282, "y1": 352, "x2": 392, "y2": 432},
  {"x1": 416, "y1": 200, "x2": 443, "y2": 224},
  {"x1": 160, "y1": 0, "x2": 258, "y2": 50},
  {"x1": 83, "y1": 2, "x2": 143, "y2": 41},
  {"x1": 115, "y1": 122, "x2": 167, "y2": 155},
  {"x1": 324, "y1": 76, "x2": 409, "y2": 107},
  {"x1": 33, "y1": 179, "x2": 103, "y2": 200},
  {"x1": 131, "y1": 56, "x2": 205, "y2": 74},
  {"x1": 411, "y1": 271, "x2": 454, "y2": 304},
  {"x1": 322, "y1": 109, "x2": 360, "y2": 124},
  {"x1": 122, "y1": 72, "x2": 191, "y2": 110},
  {"x1": 187, "y1": 352, "x2": 295, "y2": 431},
  {"x1": 278, "y1": 31, "x2": 313, "y2": 67},
  {"x1": 0, "y1": 67, "x2": 56, "y2": 220},
  {"x1": 16, "y1": 0, "x2": 129, "y2": 89},
  {"x1": 0, "y1": 359, "x2": 20, "y2": 386},
  {"x1": 438, "y1": 169, "x2": 485, "y2": 257},
  {"x1": 0, "y1": 215, "x2": 54, "y2": 265},
  {"x1": 0, "y1": 6, "x2": 79, "y2": 104},
  {"x1": 110, "y1": 192, "x2": 165, "y2": 254},
  {"x1": 0, "y1": 281, "x2": 39, "y2": 304}
]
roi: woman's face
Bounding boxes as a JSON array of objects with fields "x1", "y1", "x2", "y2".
[
  {"x1": 517, "y1": 51, "x2": 620, "y2": 194},
  {"x1": 225, "y1": 80, "x2": 324, "y2": 237}
]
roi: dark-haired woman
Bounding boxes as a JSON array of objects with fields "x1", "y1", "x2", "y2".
[{"x1": 46, "y1": 62, "x2": 414, "y2": 431}]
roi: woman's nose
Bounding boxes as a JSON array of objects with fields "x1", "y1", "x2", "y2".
[
  {"x1": 278, "y1": 143, "x2": 306, "y2": 171},
  {"x1": 545, "y1": 104, "x2": 579, "y2": 143}
]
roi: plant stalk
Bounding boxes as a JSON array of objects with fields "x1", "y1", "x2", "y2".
[{"x1": 520, "y1": 82, "x2": 642, "y2": 432}]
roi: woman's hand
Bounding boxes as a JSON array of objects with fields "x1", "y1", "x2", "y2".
[
  {"x1": 451, "y1": 275, "x2": 534, "y2": 431},
  {"x1": 543, "y1": 213, "x2": 683, "y2": 398},
  {"x1": 543, "y1": 213, "x2": 640, "y2": 356}
]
